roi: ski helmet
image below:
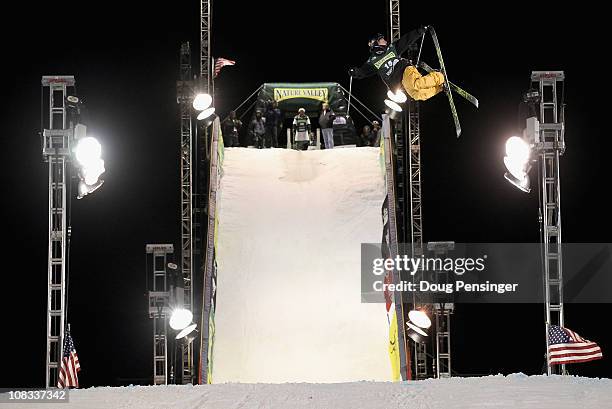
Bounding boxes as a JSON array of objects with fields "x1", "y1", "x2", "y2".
[
  {"x1": 369, "y1": 33, "x2": 386, "y2": 54},
  {"x1": 298, "y1": 107, "x2": 306, "y2": 114}
]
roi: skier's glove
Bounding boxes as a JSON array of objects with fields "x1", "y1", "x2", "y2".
[
  {"x1": 348, "y1": 67, "x2": 357, "y2": 77},
  {"x1": 420, "y1": 25, "x2": 430, "y2": 35}
]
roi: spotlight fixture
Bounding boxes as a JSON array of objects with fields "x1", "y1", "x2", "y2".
[
  {"x1": 193, "y1": 93, "x2": 212, "y2": 111},
  {"x1": 384, "y1": 99, "x2": 402, "y2": 112},
  {"x1": 387, "y1": 89, "x2": 407, "y2": 104},
  {"x1": 176, "y1": 323, "x2": 198, "y2": 344},
  {"x1": 73, "y1": 126, "x2": 105, "y2": 194},
  {"x1": 75, "y1": 137, "x2": 102, "y2": 167},
  {"x1": 169, "y1": 308, "x2": 193, "y2": 331},
  {"x1": 408, "y1": 309, "x2": 432, "y2": 329},
  {"x1": 503, "y1": 135, "x2": 532, "y2": 193},
  {"x1": 504, "y1": 172, "x2": 531, "y2": 193},
  {"x1": 384, "y1": 99, "x2": 403, "y2": 120},
  {"x1": 406, "y1": 322, "x2": 428, "y2": 344},
  {"x1": 406, "y1": 309, "x2": 431, "y2": 344},
  {"x1": 197, "y1": 107, "x2": 216, "y2": 121},
  {"x1": 77, "y1": 179, "x2": 105, "y2": 200}
]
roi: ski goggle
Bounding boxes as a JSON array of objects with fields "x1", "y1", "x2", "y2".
[{"x1": 368, "y1": 34, "x2": 384, "y2": 47}]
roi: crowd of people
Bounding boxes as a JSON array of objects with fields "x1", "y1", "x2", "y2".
[{"x1": 221, "y1": 101, "x2": 381, "y2": 150}]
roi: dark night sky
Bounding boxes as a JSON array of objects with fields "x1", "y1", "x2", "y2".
[{"x1": 2, "y1": 1, "x2": 611, "y2": 387}]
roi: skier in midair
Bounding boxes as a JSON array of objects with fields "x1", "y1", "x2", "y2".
[{"x1": 349, "y1": 27, "x2": 445, "y2": 101}]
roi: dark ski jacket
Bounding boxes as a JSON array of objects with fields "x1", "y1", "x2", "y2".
[
  {"x1": 352, "y1": 28, "x2": 426, "y2": 90},
  {"x1": 249, "y1": 118, "x2": 266, "y2": 136},
  {"x1": 222, "y1": 118, "x2": 242, "y2": 136},
  {"x1": 318, "y1": 109, "x2": 335, "y2": 129},
  {"x1": 264, "y1": 107, "x2": 282, "y2": 129}
]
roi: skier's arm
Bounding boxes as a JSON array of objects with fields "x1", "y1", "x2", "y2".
[
  {"x1": 292, "y1": 117, "x2": 297, "y2": 133},
  {"x1": 306, "y1": 117, "x2": 311, "y2": 132},
  {"x1": 350, "y1": 62, "x2": 377, "y2": 79},
  {"x1": 394, "y1": 27, "x2": 427, "y2": 55}
]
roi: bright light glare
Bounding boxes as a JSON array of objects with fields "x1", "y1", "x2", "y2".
[
  {"x1": 169, "y1": 308, "x2": 193, "y2": 330},
  {"x1": 197, "y1": 107, "x2": 216, "y2": 121},
  {"x1": 193, "y1": 93, "x2": 212, "y2": 111},
  {"x1": 504, "y1": 136, "x2": 530, "y2": 179},
  {"x1": 505, "y1": 136, "x2": 530, "y2": 161},
  {"x1": 82, "y1": 159, "x2": 105, "y2": 185},
  {"x1": 387, "y1": 89, "x2": 407, "y2": 104},
  {"x1": 503, "y1": 156, "x2": 527, "y2": 180},
  {"x1": 176, "y1": 323, "x2": 197, "y2": 340},
  {"x1": 384, "y1": 99, "x2": 403, "y2": 112},
  {"x1": 408, "y1": 309, "x2": 432, "y2": 329},
  {"x1": 75, "y1": 137, "x2": 102, "y2": 167}
]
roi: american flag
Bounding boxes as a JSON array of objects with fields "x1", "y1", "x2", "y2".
[
  {"x1": 58, "y1": 332, "x2": 81, "y2": 388},
  {"x1": 213, "y1": 57, "x2": 236, "y2": 78},
  {"x1": 548, "y1": 325, "x2": 602, "y2": 366}
]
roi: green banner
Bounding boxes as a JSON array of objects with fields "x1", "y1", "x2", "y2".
[{"x1": 257, "y1": 82, "x2": 349, "y2": 117}]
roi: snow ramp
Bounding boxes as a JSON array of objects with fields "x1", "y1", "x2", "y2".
[{"x1": 205, "y1": 146, "x2": 392, "y2": 383}]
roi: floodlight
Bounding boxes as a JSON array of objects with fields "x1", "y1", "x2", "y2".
[
  {"x1": 77, "y1": 179, "x2": 104, "y2": 200},
  {"x1": 408, "y1": 309, "x2": 432, "y2": 329},
  {"x1": 406, "y1": 322, "x2": 428, "y2": 344},
  {"x1": 503, "y1": 136, "x2": 531, "y2": 181},
  {"x1": 81, "y1": 158, "x2": 105, "y2": 185},
  {"x1": 197, "y1": 107, "x2": 216, "y2": 121},
  {"x1": 384, "y1": 99, "x2": 403, "y2": 112},
  {"x1": 504, "y1": 172, "x2": 531, "y2": 193},
  {"x1": 193, "y1": 93, "x2": 212, "y2": 111},
  {"x1": 384, "y1": 99, "x2": 403, "y2": 120},
  {"x1": 387, "y1": 89, "x2": 407, "y2": 104},
  {"x1": 505, "y1": 136, "x2": 530, "y2": 162},
  {"x1": 75, "y1": 137, "x2": 102, "y2": 167},
  {"x1": 169, "y1": 308, "x2": 193, "y2": 331},
  {"x1": 176, "y1": 323, "x2": 197, "y2": 342}
]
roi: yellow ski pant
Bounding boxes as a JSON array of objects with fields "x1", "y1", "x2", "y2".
[{"x1": 401, "y1": 65, "x2": 445, "y2": 101}]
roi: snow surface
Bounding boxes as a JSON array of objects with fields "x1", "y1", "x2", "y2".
[
  {"x1": 213, "y1": 147, "x2": 391, "y2": 383},
  {"x1": 5, "y1": 374, "x2": 612, "y2": 409}
]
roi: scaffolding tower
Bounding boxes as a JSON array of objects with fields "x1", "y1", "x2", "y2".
[
  {"x1": 200, "y1": 0, "x2": 211, "y2": 93},
  {"x1": 388, "y1": 0, "x2": 430, "y2": 380},
  {"x1": 389, "y1": 0, "x2": 406, "y2": 244},
  {"x1": 388, "y1": 0, "x2": 415, "y2": 381},
  {"x1": 427, "y1": 241, "x2": 455, "y2": 378},
  {"x1": 42, "y1": 75, "x2": 76, "y2": 389},
  {"x1": 407, "y1": 99, "x2": 430, "y2": 379},
  {"x1": 531, "y1": 71, "x2": 566, "y2": 375},
  {"x1": 147, "y1": 244, "x2": 174, "y2": 385},
  {"x1": 177, "y1": 42, "x2": 195, "y2": 384}
]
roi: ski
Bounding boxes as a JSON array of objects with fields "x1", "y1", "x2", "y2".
[
  {"x1": 429, "y1": 27, "x2": 461, "y2": 138},
  {"x1": 419, "y1": 61, "x2": 479, "y2": 109}
]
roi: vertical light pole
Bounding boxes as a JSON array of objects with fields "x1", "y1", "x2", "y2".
[
  {"x1": 42, "y1": 76, "x2": 105, "y2": 388},
  {"x1": 42, "y1": 76, "x2": 75, "y2": 388},
  {"x1": 503, "y1": 71, "x2": 566, "y2": 375}
]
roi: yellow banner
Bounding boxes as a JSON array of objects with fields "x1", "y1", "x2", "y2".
[
  {"x1": 388, "y1": 308, "x2": 401, "y2": 381},
  {"x1": 274, "y1": 88, "x2": 329, "y2": 103}
]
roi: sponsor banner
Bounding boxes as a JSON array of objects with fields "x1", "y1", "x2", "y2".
[
  {"x1": 258, "y1": 83, "x2": 349, "y2": 116},
  {"x1": 273, "y1": 88, "x2": 329, "y2": 103},
  {"x1": 200, "y1": 119, "x2": 223, "y2": 384}
]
